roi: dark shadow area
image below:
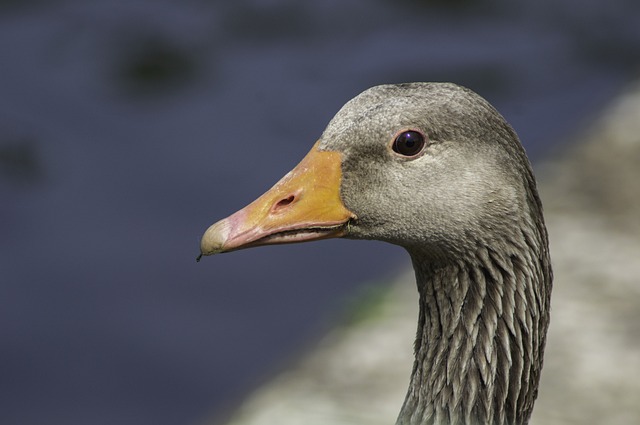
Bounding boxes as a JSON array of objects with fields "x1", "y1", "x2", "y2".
[
  {"x1": 0, "y1": 139, "x2": 42, "y2": 184},
  {"x1": 113, "y1": 33, "x2": 204, "y2": 98}
]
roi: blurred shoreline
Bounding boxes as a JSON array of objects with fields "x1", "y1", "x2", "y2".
[{"x1": 211, "y1": 80, "x2": 640, "y2": 425}]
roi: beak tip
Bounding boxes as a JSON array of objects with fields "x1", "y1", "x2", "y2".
[{"x1": 199, "y1": 219, "x2": 232, "y2": 258}]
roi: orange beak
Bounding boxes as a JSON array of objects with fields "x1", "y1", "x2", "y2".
[{"x1": 198, "y1": 142, "x2": 356, "y2": 259}]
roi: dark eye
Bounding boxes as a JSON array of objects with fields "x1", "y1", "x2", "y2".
[{"x1": 392, "y1": 130, "x2": 426, "y2": 157}]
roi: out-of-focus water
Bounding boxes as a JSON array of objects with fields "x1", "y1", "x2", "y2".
[{"x1": 1, "y1": 1, "x2": 638, "y2": 424}]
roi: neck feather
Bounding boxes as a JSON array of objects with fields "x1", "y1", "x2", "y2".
[{"x1": 397, "y1": 234, "x2": 550, "y2": 425}]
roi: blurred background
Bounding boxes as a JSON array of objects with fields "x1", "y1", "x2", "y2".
[{"x1": 1, "y1": 1, "x2": 639, "y2": 425}]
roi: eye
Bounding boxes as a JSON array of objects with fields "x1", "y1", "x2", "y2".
[{"x1": 391, "y1": 130, "x2": 426, "y2": 157}]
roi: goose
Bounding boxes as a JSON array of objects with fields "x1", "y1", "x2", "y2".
[{"x1": 198, "y1": 82, "x2": 552, "y2": 425}]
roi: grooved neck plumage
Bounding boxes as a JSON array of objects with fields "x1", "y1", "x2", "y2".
[{"x1": 397, "y1": 236, "x2": 550, "y2": 425}]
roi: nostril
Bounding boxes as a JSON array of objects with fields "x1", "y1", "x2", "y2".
[{"x1": 274, "y1": 195, "x2": 296, "y2": 210}]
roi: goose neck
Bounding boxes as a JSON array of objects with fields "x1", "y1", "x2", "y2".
[{"x1": 397, "y1": 246, "x2": 548, "y2": 425}]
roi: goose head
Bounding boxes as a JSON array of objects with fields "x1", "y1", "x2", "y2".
[
  {"x1": 200, "y1": 83, "x2": 542, "y2": 264},
  {"x1": 199, "y1": 82, "x2": 551, "y2": 425}
]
